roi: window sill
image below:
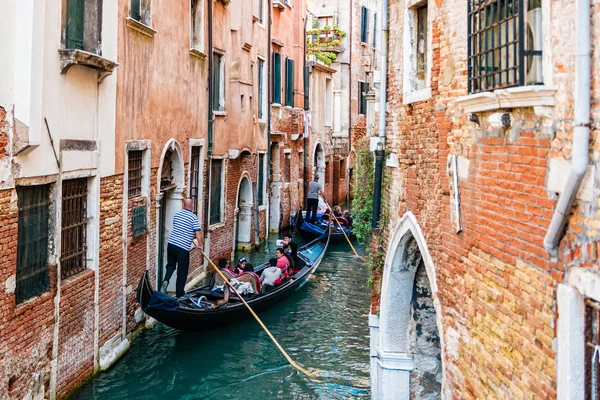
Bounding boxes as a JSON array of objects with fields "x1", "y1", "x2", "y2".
[
  {"x1": 271, "y1": 103, "x2": 282, "y2": 108},
  {"x1": 209, "y1": 221, "x2": 226, "y2": 231},
  {"x1": 258, "y1": 205, "x2": 268, "y2": 211},
  {"x1": 189, "y1": 48, "x2": 206, "y2": 60},
  {"x1": 403, "y1": 87, "x2": 432, "y2": 105},
  {"x1": 213, "y1": 111, "x2": 227, "y2": 117},
  {"x1": 58, "y1": 49, "x2": 118, "y2": 82},
  {"x1": 456, "y1": 85, "x2": 557, "y2": 114},
  {"x1": 126, "y1": 17, "x2": 157, "y2": 38}
]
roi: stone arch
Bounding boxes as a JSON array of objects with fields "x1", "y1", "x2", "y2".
[
  {"x1": 234, "y1": 173, "x2": 253, "y2": 251},
  {"x1": 313, "y1": 141, "x2": 325, "y2": 183},
  {"x1": 374, "y1": 211, "x2": 446, "y2": 399},
  {"x1": 155, "y1": 139, "x2": 185, "y2": 290}
]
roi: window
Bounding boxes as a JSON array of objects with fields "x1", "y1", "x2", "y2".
[
  {"x1": 190, "y1": 146, "x2": 201, "y2": 214},
  {"x1": 339, "y1": 159, "x2": 346, "y2": 180},
  {"x1": 586, "y1": 298, "x2": 600, "y2": 399},
  {"x1": 373, "y1": 13, "x2": 377, "y2": 48},
  {"x1": 468, "y1": 0, "x2": 543, "y2": 94},
  {"x1": 319, "y1": 16, "x2": 334, "y2": 29},
  {"x1": 284, "y1": 153, "x2": 291, "y2": 183},
  {"x1": 209, "y1": 160, "x2": 223, "y2": 225},
  {"x1": 16, "y1": 185, "x2": 50, "y2": 303},
  {"x1": 258, "y1": 0, "x2": 265, "y2": 24},
  {"x1": 360, "y1": 6, "x2": 369, "y2": 43},
  {"x1": 298, "y1": 151, "x2": 304, "y2": 178},
  {"x1": 258, "y1": 154, "x2": 266, "y2": 206},
  {"x1": 191, "y1": 0, "x2": 204, "y2": 52},
  {"x1": 258, "y1": 58, "x2": 266, "y2": 120},
  {"x1": 130, "y1": 0, "x2": 152, "y2": 26},
  {"x1": 132, "y1": 205, "x2": 147, "y2": 238},
  {"x1": 128, "y1": 150, "x2": 143, "y2": 198},
  {"x1": 285, "y1": 58, "x2": 295, "y2": 107},
  {"x1": 212, "y1": 52, "x2": 225, "y2": 111},
  {"x1": 273, "y1": 52, "x2": 282, "y2": 104},
  {"x1": 65, "y1": 0, "x2": 102, "y2": 53},
  {"x1": 325, "y1": 78, "x2": 333, "y2": 126},
  {"x1": 61, "y1": 178, "x2": 88, "y2": 279},
  {"x1": 359, "y1": 81, "x2": 369, "y2": 115},
  {"x1": 416, "y1": 5, "x2": 428, "y2": 89}
]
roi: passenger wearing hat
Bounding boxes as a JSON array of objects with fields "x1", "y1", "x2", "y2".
[
  {"x1": 305, "y1": 174, "x2": 323, "y2": 223},
  {"x1": 233, "y1": 257, "x2": 247, "y2": 276}
]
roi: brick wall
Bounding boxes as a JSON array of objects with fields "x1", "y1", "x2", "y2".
[
  {"x1": 126, "y1": 197, "x2": 148, "y2": 333},
  {"x1": 372, "y1": 0, "x2": 600, "y2": 398}
]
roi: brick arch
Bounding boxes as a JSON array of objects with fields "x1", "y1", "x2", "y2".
[{"x1": 376, "y1": 211, "x2": 447, "y2": 399}]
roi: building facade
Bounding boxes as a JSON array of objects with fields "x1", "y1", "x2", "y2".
[{"x1": 370, "y1": 0, "x2": 600, "y2": 399}]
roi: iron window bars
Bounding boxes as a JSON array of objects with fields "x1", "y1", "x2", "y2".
[
  {"x1": 61, "y1": 178, "x2": 87, "y2": 279},
  {"x1": 190, "y1": 146, "x2": 201, "y2": 214},
  {"x1": 586, "y1": 298, "x2": 600, "y2": 399},
  {"x1": 16, "y1": 185, "x2": 50, "y2": 303},
  {"x1": 467, "y1": 0, "x2": 543, "y2": 94},
  {"x1": 128, "y1": 150, "x2": 143, "y2": 198}
]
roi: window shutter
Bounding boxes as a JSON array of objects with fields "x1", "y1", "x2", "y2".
[
  {"x1": 361, "y1": 7, "x2": 369, "y2": 43},
  {"x1": 286, "y1": 58, "x2": 294, "y2": 107},
  {"x1": 273, "y1": 52, "x2": 282, "y2": 104},
  {"x1": 212, "y1": 54, "x2": 221, "y2": 111},
  {"x1": 66, "y1": 0, "x2": 85, "y2": 50},
  {"x1": 373, "y1": 13, "x2": 377, "y2": 48},
  {"x1": 131, "y1": 0, "x2": 141, "y2": 21}
]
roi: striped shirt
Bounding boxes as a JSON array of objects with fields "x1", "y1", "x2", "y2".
[{"x1": 168, "y1": 209, "x2": 202, "y2": 251}]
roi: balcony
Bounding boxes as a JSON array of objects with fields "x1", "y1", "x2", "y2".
[{"x1": 306, "y1": 25, "x2": 346, "y2": 65}]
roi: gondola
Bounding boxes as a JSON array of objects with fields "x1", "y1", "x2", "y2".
[
  {"x1": 292, "y1": 208, "x2": 353, "y2": 243},
  {"x1": 136, "y1": 233, "x2": 330, "y2": 332}
]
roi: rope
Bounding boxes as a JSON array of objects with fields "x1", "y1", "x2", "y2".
[
  {"x1": 319, "y1": 194, "x2": 368, "y2": 263},
  {"x1": 199, "y1": 249, "x2": 318, "y2": 379}
]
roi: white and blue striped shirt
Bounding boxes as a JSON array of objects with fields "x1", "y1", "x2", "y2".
[{"x1": 168, "y1": 209, "x2": 202, "y2": 251}]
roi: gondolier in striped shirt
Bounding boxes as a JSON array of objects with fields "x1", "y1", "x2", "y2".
[{"x1": 161, "y1": 198, "x2": 202, "y2": 298}]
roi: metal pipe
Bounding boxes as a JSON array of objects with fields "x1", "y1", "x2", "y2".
[
  {"x1": 372, "y1": 0, "x2": 388, "y2": 230},
  {"x1": 266, "y1": 0, "x2": 272, "y2": 239},
  {"x1": 203, "y1": 0, "x2": 214, "y2": 237},
  {"x1": 303, "y1": 13, "x2": 309, "y2": 209},
  {"x1": 544, "y1": 0, "x2": 590, "y2": 256}
]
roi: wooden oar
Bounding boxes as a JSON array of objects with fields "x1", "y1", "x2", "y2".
[
  {"x1": 198, "y1": 249, "x2": 318, "y2": 379},
  {"x1": 319, "y1": 195, "x2": 368, "y2": 263}
]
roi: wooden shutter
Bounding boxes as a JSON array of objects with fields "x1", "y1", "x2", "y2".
[
  {"x1": 361, "y1": 7, "x2": 369, "y2": 43},
  {"x1": 286, "y1": 58, "x2": 294, "y2": 107},
  {"x1": 273, "y1": 52, "x2": 282, "y2": 104},
  {"x1": 373, "y1": 13, "x2": 377, "y2": 48},
  {"x1": 212, "y1": 54, "x2": 221, "y2": 111},
  {"x1": 66, "y1": 0, "x2": 85, "y2": 50}
]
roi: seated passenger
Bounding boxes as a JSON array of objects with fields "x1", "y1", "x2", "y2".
[
  {"x1": 333, "y1": 205, "x2": 343, "y2": 217},
  {"x1": 343, "y1": 210, "x2": 353, "y2": 228},
  {"x1": 218, "y1": 258, "x2": 230, "y2": 270},
  {"x1": 243, "y1": 262, "x2": 254, "y2": 273},
  {"x1": 261, "y1": 258, "x2": 283, "y2": 291},
  {"x1": 232, "y1": 257, "x2": 247, "y2": 276},
  {"x1": 275, "y1": 247, "x2": 291, "y2": 277}
]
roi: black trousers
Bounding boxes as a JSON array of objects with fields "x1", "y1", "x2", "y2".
[
  {"x1": 306, "y1": 198, "x2": 319, "y2": 222},
  {"x1": 164, "y1": 243, "x2": 190, "y2": 298}
]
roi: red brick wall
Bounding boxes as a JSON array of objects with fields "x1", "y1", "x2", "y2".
[
  {"x1": 98, "y1": 176, "x2": 123, "y2": 347},
  {"x1": 126, "y1": 197, "x2": 148, "y2": 333},
  {"x1": 56, "y1": 270, "x2": 95, "y2": 399},
  {"x1": 0, "y1": 188, "x2": 55, "y2": 399}
]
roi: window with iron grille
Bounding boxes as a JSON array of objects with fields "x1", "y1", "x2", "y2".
[
  {"x1": 258, "y1": 154, "x2": 266, "y2": 206},
  {"x1": 359, "y1": 81, "x2": 369, "y2": 115},
  {"x1": 209, "y1": 160, "x2": 223, "y2": 225},
  {"x1": 61, "y1": 178, "x2": 88, "y2": 279},
  {"x1": 468, "y1": 0, "x2": 543, "y2": 94},
  {"x1": 190, "y1": 146, "x2": 201, "y2": 214},
  {"x1": 128, "y1": 150, "x2": 143, "y2": 198},
  {"x1": 132, "y1": 205, "x2": 147, "y2": 238},
  {"x1": 16, "y1": 185, "x2": 50, "y2": 303},
  {"x1": 586, "y1": 298, "x2": 600, "y2": 399}
]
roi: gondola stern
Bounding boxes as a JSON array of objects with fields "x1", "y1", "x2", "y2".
[{"x1": 136, "y1": 270, "x2": 154, "y2": 309}]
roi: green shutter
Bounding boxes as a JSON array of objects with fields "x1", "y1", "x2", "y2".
[
  {"x1": 286, "y1": 58, "x2": 294, "y2": 107},
  {"x1": 212, "y1": 54, "x2": 221, "y2": 111},
  {"x1": 373, "y1": 13, "x2": 377, "y2": 48},
  {"x1": 273, "y1": 52, "x2": 281, "y2": 104},
  {"x1": 361, "y1": 7, "x2": 369, "y2": 43},
  {"x1": 66, "y1": 0, "x2": 85, "y2": 50},
  {"x1": 258, "y1": 59, "x2": 264, "y2": 119},
  {"x1": 132, "y1": 205, "x2": 147, "y2": 238}
]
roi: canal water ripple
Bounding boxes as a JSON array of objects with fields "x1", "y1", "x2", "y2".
[{"x1": 74, "y1": 241, "x2": 371, "y2": 400}]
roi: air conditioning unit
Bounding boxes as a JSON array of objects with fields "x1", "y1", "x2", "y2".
[{"x1": 525, "y1": 7, "x2": 543, "y2": 84}]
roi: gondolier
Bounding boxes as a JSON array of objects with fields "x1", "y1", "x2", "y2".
[
  {"x1": 161, "y1": 198, "x2": 202, "y2": 298},
  {"x1": 305, "y1": 175, "x2": 323, "y2": 223}
]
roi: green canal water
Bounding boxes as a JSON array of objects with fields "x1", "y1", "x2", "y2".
[{"x1": 74, "y1": 239, "x2": 371, "y2": 399}]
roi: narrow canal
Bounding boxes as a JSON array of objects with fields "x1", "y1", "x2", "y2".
[{"x1": 74, "y1": 239, "x2": 371, "y2": 399}]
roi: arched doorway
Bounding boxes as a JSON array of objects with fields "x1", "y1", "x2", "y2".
[
  {"x1": 156, "y1": 140, "x2": 185, "y2": 291},
  {"x1": 235, "y1": 176, "x2": 253, "y2": 251},
  {"x1": 313, "y1": 143, "x2": 325, "y2": 183},
  {"x1": 269, "y1": 143, "x2": 281, "y2": 233},
  {"x1": 371, "y1": 212, "x2": 445, "y2": 400}
]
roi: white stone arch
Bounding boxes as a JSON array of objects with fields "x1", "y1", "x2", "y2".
[
  {"x1": 372, "y1": 211, "x2": 447, "y2": 400},
  {"x1": 155, "y1": 139, "x2": 186, "y2": 290},
  {"x1": 233, "y1": 172, "x2": 253, "y2": 251},
  {"x1": 312, "y1": 141, "x2": 326, "y2": 183}
]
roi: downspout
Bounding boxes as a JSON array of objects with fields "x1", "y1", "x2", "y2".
[
  {"x1": 266, "y1": 0, "x2": 272, "y2": 239},
  {"x1": 203, "y1": 0, "x2": 214, "y2": 238},
  {"x1": 371, "y1": 0, "x2": 388, "y2": 230},
  {"x1": 303, "y1": 13, "x2": 309, "y2": 210},
  {"x1": 346, "y1": 0, "x2": 353, "y2": 206},
  {"x1": 543, "y1": 0, "x2": 590, "y2": 256}
]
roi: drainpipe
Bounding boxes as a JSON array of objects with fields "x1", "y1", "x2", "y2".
[
  {"x1": 303, "y1": 13, "x2": 309, "y2": 210},
  {"x1": 543, "y1": 0, "x2": 590, "y2": 256},
  {"x1": 371, "y1": 0, "x2": 388, "y2": 230},
  {"x1": 266, "y1": 0, "x2": 272, "y2": 239},
  {"x1": 203, "y1": 0, "x2": 214, "y2": 238}
]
